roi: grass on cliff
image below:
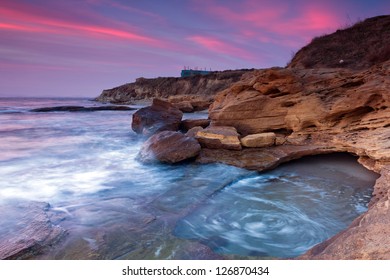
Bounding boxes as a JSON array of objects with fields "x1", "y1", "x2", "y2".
[{"x1": 288, "y1": 15, "x2": 390, "y2": 69}]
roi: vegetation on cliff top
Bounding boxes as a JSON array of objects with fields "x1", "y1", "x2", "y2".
[{"x1": 288, "y1": 15, "x2": 390, "y2": 69}]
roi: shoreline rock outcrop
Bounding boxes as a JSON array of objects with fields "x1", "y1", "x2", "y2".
[
  {"x1": 132, "y1": 99, "x2": 183, "y2": 136},
  {"x1": 203, "y1": 60, "x2": 390, "y2": 259}
]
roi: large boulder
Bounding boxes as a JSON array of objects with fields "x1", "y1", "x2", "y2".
[
  {"x1": 195, "y1": 126, "x2": 241, "y2": 150},
  {"x1": 132, "y1": 99, "x2": 183, "y2": 136},
  {"x1": 138, "y1": 131, "x2": 201, "y2": 164}
]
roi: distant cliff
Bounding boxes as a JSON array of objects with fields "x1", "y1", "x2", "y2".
[{"x1": 95, "y1": 69, "x2": 252, "y2": 105}]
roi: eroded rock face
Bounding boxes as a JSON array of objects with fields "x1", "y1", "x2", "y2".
[
  {"x1": 0, "y1": 202, "x2": 65, "y2": 260},
  {"x1": 210, "y1": 62, "x2": 390, "y2": 162},
  {"x1": 206, "y1": 60, "x2": 390, "y2": 259},
  {"x1": 132, "y1": 99, "x2": 183, "y2": 136},
  {"x1": 138, "y1": 131, "x2": 201, "y2": 164},
  {"x1": 195, "y1": 126, "x2": 242, "y2": 150}
]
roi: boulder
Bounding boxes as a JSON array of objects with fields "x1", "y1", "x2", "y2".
[
  {"x1": 240, "y1": 132, "x2": 276, "y2": 148},
  {"x1": 138, "y1": 131, "x2": 201, "y2": 164},
  {"x1": 186, "y1": 126, "x2": 204, "y2": 138},
  {"x1": 174, "y1": 101, "x2": 194, "y2": 113},
  {"x1": 195, "y1": 126, "x2": 241, "y2": 150},
  {"x1": 132, "y1": 99, "x2": 183, "y2": 136},
  {"x1": 180, "y1": 119, "x2": 211, "y2": 131}
]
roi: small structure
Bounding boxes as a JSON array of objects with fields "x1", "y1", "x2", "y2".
[{"x1": 181, "y1": 67, "x2": 211, "y2": 77}]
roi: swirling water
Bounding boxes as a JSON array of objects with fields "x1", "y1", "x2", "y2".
[{"x1": 0, "y1": 98, "x2": 379, "y2": 259}]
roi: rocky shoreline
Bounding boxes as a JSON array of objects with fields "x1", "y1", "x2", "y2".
[
  {"x1": 2, "y1": 15, "x2": 389, "y2": 260},
  {"x1": 130, "y1": 58, "x2": 390, "y2": 259}
]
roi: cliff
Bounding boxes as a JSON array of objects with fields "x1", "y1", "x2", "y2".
[
  {"x1": 203, "y1": 15, "x2": 390, "y2": 258},
  {"x1": 95, "y1": 69, "x2": 252, "y2": 105},
  {"x1": 288, "y1": 15, "x2": 390, "y2": 69}
]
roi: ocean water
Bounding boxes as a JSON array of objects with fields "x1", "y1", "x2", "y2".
[{"x1": 0, "y1": 98, "x2": 379, "y2": 259}]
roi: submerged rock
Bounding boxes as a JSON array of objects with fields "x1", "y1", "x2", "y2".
[
  {"x1": 31, "y1": 105, "x2": 133, "y2": 112},
  {"x1": 138, "y1": 131, "x2": 201, "y2": 164},
  {"x1": 0, "y1": 201, "x2": 66, "y2": 259},
  {"x1": 195, "y1": 126, "x2": 242, "y2": 150},
  {"x1": 132, "y1": 99, "x2": 183, "y2": 136}
]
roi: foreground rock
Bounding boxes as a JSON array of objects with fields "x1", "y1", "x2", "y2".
[
  {"x1": 0, "y1": 201, "x2": 65, "y2": 259},
  {"x1": 195, "y1": 126, "x2": 242, "y2": 150},
  {"x1": 31, "y1": 105, "x2": 133, "y2": 112},
  {"x1": 132, "y1": 99, "x2": 183, "y2": 136},
  {"x1": 138, "y1": 131, "x2": 201, "y2": 164},
  {"x1": 205, "y1": 59, "x2": 390, "y2": 259}
]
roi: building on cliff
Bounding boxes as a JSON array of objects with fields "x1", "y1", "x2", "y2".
[{"x1": 181, "y1": 67, "x2": 211, "y2": 77}]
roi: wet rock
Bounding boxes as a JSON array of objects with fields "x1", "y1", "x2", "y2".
[
  {"x1": 0, "y1": 201, "x2": 66, "y2": 259},
  {"x1": 132, "y1": 99, "x2": 183, "y2": 136},
  {"x1": 180, "y1": 119, "x2": 210, "y2": 131},
  {"x1": 174, "y1": 101, "x2": 194, "y2": 113},
  {"x1": 138, "y1": 131, "x2": 201, "y2": 164},
  {"x1": 195, "y1": 126, "x2": 241, "y2": 150},
  {"x1": 185, "y1": 126, "x2": 204, "y2": 138},
  {"x1": 196, "y1": 144, "x2": 337, "y2": 171},
  {"x1": 241, "y1": 132, "x2": 276, "y2": 148},
  {"x1": 31, "y1": 105, "x2": 133, "y2": 112}
]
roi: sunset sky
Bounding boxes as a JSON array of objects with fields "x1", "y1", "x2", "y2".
[{"x1": 0, "y1": 0, "x2": 388, "y2": 98}]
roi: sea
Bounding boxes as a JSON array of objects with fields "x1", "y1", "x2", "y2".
[{"x1": 0, "y1": 97, "x2": 379, "y2": 259}]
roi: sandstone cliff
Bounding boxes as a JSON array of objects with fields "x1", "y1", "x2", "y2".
[
  {"x1": 205, "y1": 59, "x2": 390, "y2": 259},
  {"x1": 95, "y1": 69, "x2": 252, "y2": 105}
]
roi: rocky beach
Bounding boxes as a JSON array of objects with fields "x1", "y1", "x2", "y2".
[
  {"x1": 97, "y1": 15, "x2": 390, "y2": 259},
  {"x1": 1, "y1": 15, "x2": 390, "y2": 260}
]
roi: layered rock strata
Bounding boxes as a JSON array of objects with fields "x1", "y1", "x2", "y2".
[
  {"x1": 96, "y1": 69, "x2": 251, "y2": 108},
  {"x1": 205, "y1": 60, "x2": 390, "y2": 259}
]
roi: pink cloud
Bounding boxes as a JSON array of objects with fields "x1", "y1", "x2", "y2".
[
  {"x1": 196, "y1": 0, "x2": 341, "y2": 44},
  {"x1": 188, "y1": 35, "x2": 254, "y2": 60},
  {"x1": 0, "y1": 6, "x2": 160, "y2": 45}
]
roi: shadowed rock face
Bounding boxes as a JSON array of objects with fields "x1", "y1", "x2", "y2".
[
  {"x1": 205, "y1": 60, "x2": 390, "y2": 259},
  {"x1": 132, "y1": 99, "x2": 183, "y2": 136},
  {"x1": 0, "y1": 202, "x2": 66, "y2": 260}
]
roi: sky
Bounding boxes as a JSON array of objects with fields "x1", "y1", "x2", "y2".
[{"x1": 0, "y1": 0, "x2": 389, "y2": 98}]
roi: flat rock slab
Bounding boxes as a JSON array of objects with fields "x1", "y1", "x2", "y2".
[
  {"x1": 196, "y1": 144, "x2": 339, "y2": 171},
  {"x1": 0, "y1": 201, "x2": 66, "y2": 259},
  {"x1": 195, "y1": 126, "x2": 242, "y2": 150},
  {"x1": 31, "y1": 106, "x2": 134, "y2": 112},
  {"x1": 241, "y1": 132, "x2": 276, "y2": 148}
]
